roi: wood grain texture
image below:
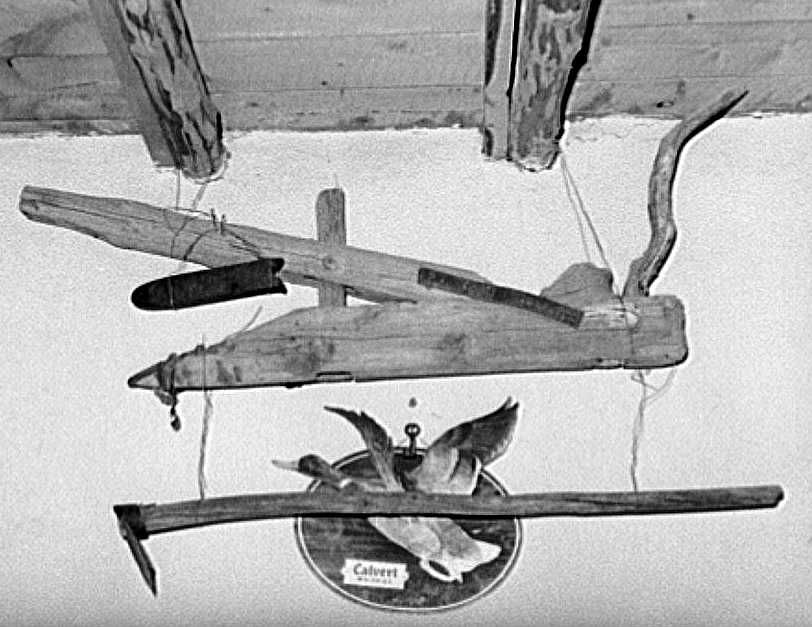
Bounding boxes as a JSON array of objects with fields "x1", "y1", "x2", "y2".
[
  {"x1": 18, "y1": 185, "x2": 488, "y2": 304},
  {"x1": 119, "y1": 485, "x2": 784, "y2": 536},
  {"x1": 315, "y1": 189, "x2": 347, "y2": 307},
  {"x1": 482, "y1": 0, "x2": 516, "y2": 158},
  {"x1": 623, "y1": 88, "x2": 747, "y2": 297},
  {"x1": 510, "y1": 0, "x2": 597, "y2": 170},
  {"x1": 126, "y1": 294, "x2": 687, "y2": 392},
  {"x1": 87, "y1": 0, "x2": 226, "y2": 178},
  {"x1": 0, "y1": 0, "x2": 809, "y2": 131}
]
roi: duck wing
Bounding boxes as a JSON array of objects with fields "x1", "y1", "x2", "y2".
[
  {"x1": 431, "y1": 397, "x2": 519, "y2": 467},
  {"x1": 408, "y1": 444, "x2": 482, "y2": 494},
  {"x1": 407, "y1": 398, "x2": 518, "y2": 494},
  {"x1": 324, "y1": 406, "x2": 401, "y2": 491}
]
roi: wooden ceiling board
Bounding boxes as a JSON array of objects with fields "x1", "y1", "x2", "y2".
[{"x1": 1, "y1": 0, "x2": 810, "y2": 134}]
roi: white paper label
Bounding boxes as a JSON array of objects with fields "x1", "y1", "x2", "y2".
[{"x1": 341, "y1": 558, "x2": 409, "y2": 590}]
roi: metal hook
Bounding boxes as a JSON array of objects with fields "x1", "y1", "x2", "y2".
[{"x1": 404, "y1": 422, "x2": 421, "y2": 457}]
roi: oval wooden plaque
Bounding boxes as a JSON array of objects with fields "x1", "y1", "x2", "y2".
[{"x1": 295, "y1": 449, "x2": 521, "y2": 612}]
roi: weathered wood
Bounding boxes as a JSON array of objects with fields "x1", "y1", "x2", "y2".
[
  {"x1": 114, "y1": 504, "x2": 157, "y2": 595},
  {"x1": 127, "y1": 293, "x2": 686, "y2": 393},
  {"x1": 483, "y1": 0, "x2": 598, "y2": 169},
  {"x1": 315, "y1": 189, "x2": 347, "y2": 307},
  {"x1": 482, "y1": 0, "x2": 517, "y2": 158},
  {"x1": 3, "y1": 1, "x2": 808, "y2": 132},
  {"x1": 119, "y1": 485, "x2": 784, "y2": 536},
  {"x1": 623, "y1": 88, "x2": 747, "y2": 298},
  {"x1": 18, "y1": 185, "x2": 488, "y2": 304},
  {"x1": 87, "y1": 0, "x2": 226, "y2": 179}
]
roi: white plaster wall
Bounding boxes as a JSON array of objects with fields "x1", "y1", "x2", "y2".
[{"x1": 1, "y1": 117, "x2": 810, "y2": 626}]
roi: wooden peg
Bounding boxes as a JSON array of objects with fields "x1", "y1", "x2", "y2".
[{"x1": 315, "y1": 188, "x2": 347, "y2": 307}]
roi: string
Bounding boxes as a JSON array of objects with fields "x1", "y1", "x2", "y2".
[
  {"x1": 558, "y1": 150, "x2": 676, "y2": 492},
  {"x1": 629, "y1": 368, "x2": 677, "y2": 491},
  {"x1": 198, "y1": 334, "x2": 213, "y2": 499},
  {"x1": 559, "y1": 154, "x2": 592, "y2": 264},
  {"x1": 559, "y1": 153, "x2": 612, "y2": 272}
]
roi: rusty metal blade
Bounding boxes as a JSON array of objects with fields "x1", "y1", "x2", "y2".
[{"x1": 417, "y1": 267, "x2": 583, "y2": 327}]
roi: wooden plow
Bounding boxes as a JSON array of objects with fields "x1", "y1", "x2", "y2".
[{"x1": 15, "y1": 0, "x2": 782, "y2": 604}]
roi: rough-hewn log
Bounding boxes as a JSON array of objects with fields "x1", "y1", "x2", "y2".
[
  {"x1": 483, "y1": 0, "x2": 599, "y2": 170},
  {"x1": 623, "y1": 88, "x2": 747, "y2": 298},
  {"x1": 87, "y1": 0, "x2": 226, "y2": 179},
  {"x1": 315, "y1": 188, "x2": 347, "y2": 307},
  {"x1": 119, "y1": 485, "x2": 784, "y2": 537},
  {"x1": 127, "y1": 292, "x2": 687, "y2": 393},
  {"x1": 18, "y1": 185, "x2": 487, "y2": 304}
]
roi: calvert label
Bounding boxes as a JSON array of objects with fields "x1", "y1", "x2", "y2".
[{"x1": 341, "y1": 559, "x2": 409, "y2": 590}]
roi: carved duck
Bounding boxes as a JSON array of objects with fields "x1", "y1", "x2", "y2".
[{"x1": 274, "y1": 398, "x2": 518, "y2": 583}]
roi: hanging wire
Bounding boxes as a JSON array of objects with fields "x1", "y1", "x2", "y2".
[
  {"x1": 559, "y1": 153, "x2": 612, "y2": 272},
  {"x1": 558, "y1": 150, "x2": 677, "y2": 492},
  {"x1": 198, "y1": 334, "x2": 213, "y2": 499},
  {"x1": 629, "y1": 368, "x2": 677, "y2": 491},
  {"x1": 559, "y1": 154, "x2": 592, "y2": 264}
]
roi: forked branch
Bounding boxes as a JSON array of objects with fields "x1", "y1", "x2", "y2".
[{"x1": 623, "y1": 88, "x2": 748, "y2": 298}]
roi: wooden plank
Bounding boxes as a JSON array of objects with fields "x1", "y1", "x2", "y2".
[
  {"x1": 596, "y1": 0, "x2": 812, "y2": 27},
  {"x1": 179, "y1": 0, "x2": 484, "y2": 40},
  {"x1": 10, "y1": 22, "x2": 811, "y2": 94},
  {"x1": 18, "y1": 185, "x2": 489, "y2": 304},
  {"x1": 87, "y1": 0, "x2": 226, "y2": 179},
  {"x1": 119, "y1": 485, "x2": 785, "y2": 536},
  {"x1": 197, "y1": 34, "x2": 483, "y2": 92},
  {"x1": 4, "y1": 2, "x2": 810, "y2": 58},
  {"x1": 126, "y1": 294, "x2": 687, "y2": 392},
  {"x1": 1, "y1": 1, "x2": 810, "y2": 131},
  {"x1": 2, "y1": 74, "x2": 808, "y2": 135},
  {"x1": 315, "y1": 189, "x2": 347, "y2": 307}
]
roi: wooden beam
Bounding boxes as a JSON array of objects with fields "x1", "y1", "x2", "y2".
[
  {"x1": 18, "y1": 185, "x2": 488, "y2": 304},
  {"x1": 87, "y1": 0, "x2": 226, "y2": 180},
  {"x1": 483, "y1": 0, "x2": 599, "y2": 170},
  {"x1": 126, "y1": 291, "x2": 687, "y2": 393},
  {"x1": 315, "y1": 189, "x2": 347, "y2": 307},
  {"x1": 120, "y1": 485, "x2": 784, "y2": 536},
  {"x1": 482, "y1": 0, "x2": 517, "y2": 159}
]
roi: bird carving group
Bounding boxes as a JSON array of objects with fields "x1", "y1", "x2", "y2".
[{"x1": 274, "y1": 398, "x2": 519, "y2": 583}]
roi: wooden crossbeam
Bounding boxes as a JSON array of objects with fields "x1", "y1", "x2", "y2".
[{"x1": 18, "y1": 186, "x2": 487, "y2": 304}]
